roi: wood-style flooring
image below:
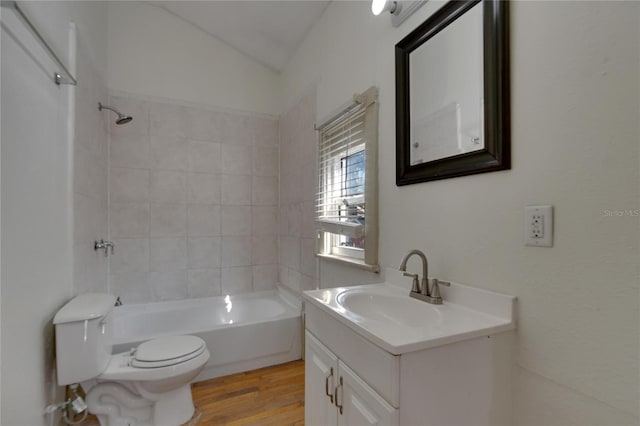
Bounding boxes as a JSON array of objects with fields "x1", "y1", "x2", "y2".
[
  {"x1": 192, "y1": 360, "x2": 305, "y2": 426},
  {"x1": 76, "y1": 360, "x2": 305, "y2": 426}
]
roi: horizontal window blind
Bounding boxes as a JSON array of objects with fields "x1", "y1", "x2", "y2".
[
  {"x1": 315, "y1": 86, "x2": 379, "y2": 271},
  {"x1": 316, "y1": 106, "x2": 367, "y2": 238}
]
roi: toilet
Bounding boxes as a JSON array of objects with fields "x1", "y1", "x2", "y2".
[{"x1": 53, "y1": 293, "x2": 210, "y2": 426}]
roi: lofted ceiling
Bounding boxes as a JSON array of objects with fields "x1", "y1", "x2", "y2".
[{"x1": 152, "y1": 1, "x2": 331, "y2": 72}]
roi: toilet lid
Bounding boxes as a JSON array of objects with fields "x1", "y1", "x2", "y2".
[{"x1": 132, "y1": 335, "x2": 206, "y2": 368}]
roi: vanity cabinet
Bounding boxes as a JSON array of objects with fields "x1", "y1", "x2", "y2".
[
  {"x1": 304, "y1": 298, "x2": 514, "y2": 426},
  {"x1": 305, "y1": 331, "x2": 398, "y2": 426}
]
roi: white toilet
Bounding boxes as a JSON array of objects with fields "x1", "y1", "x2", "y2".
[{"x1": 54, "y1": 293, "x2": 210, "y2": 426}]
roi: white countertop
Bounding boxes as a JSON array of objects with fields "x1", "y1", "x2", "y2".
[{"x1": 303, "y1": 270, "x2": 516, "y2": 355}]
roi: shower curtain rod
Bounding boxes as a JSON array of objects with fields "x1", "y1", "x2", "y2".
[{"x1": 1, "y1": 0, "x2": 77, "y2": 85}]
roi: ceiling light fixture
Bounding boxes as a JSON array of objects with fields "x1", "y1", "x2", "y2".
[
  {"x1": 371, "y1": 0, "x2": 398, "y2": 16},
  {"x1": 372, "y1": 0, "x2": 428, "y2": 27}
]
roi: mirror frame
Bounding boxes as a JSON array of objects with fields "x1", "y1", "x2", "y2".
[{"x1": 395, "y1": 0, "x2": 510, "y2": 186}]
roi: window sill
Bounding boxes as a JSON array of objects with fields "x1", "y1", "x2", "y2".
[{"x1": 316, "y1": 253, "x2": 380, "y2": 273}]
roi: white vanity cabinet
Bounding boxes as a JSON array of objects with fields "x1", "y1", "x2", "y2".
[
  {"x1": 305, "y1": 331, "x2": 398, "y2": 426},
  {"x1": 303, "y1": 280, "x2": 516, "y2": 426}
]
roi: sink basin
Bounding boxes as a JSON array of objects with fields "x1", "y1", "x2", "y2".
[
  {"x1": 336, "y1": 289, "x2": 442, "y2": 328},
  {"x1": 303, "y1": 272, "x2": 516, "y2": 354}
]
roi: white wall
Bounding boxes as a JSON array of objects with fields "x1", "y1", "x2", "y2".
[
  {"x1": 1, "y1": 1, "x2": 108, "y2": 424},
  {"x1": 281, "y1": 1, "x2": 639, "y2": 424},
  {"x1": 107, "y1": 2, "x2": 281, "y2": 116}
]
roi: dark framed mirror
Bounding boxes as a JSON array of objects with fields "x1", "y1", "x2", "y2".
[{"x1": 395, "y1": 0, "x2": 510, "y2": 185}]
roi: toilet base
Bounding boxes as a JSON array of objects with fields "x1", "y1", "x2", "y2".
[{"x1": 86, "y1": 381, "x2": 195, "y2": 426}]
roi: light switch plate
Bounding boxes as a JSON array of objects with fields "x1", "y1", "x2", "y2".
[{"x1": 525, "y1": 205, "x2": 553, "y2": 247}]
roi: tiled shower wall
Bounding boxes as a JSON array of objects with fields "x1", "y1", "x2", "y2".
[
  {"x1": 107, "y1": 94, "x2": 279, "y2": 303},
  {"x1": 278, "y1": 91, "x2": 318, "y2": 296}
]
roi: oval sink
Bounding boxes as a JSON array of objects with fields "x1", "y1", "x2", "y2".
[{"x1": 336, "y1": 289, "x2": 443, "y2": 328}]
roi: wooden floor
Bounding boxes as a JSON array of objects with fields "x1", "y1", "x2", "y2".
[
  {"x1": 77, "y1": 360, "x2": 305, "y2": 426},
  {"x1": 192, "y1": 360, "x2": 305, "y2": 426}
]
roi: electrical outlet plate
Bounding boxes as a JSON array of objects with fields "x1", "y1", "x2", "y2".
[{"x1": 525, "y1": 205, "x2": 553, "y2": 247}]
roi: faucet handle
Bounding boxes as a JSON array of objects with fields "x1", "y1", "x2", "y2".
[
  {"x1": 430, "y1": 279, "x2": 450, "y2": 300},
  {"x1": 403, "y1": 272, "x2": 421, "y2": 293}
]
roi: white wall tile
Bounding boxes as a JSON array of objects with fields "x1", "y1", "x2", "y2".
[
  {"x1": 288, "y1": 203, "x2": 301, "y2": 237},
  {"x1": 188, "y1": 140, "x2": 221, "y2": 173},
  {"x1": 221, "y1": 236, "x2": 252, "y2": 267},
  {"x1": 252, "y1": 264, "x2": 279, "y2": 291},
  {"x1": 110, "y1": 202, "x2": 149, "y2": 238},
  {"x1": 279, "y1": 265, "x2": 289, "y2": 289},
  {"x1": 110, "y1": 272, "x2": 151, "y2": 304},
  {"x1": 221, "y1": 144, "x2": 252, "y2": 175},
  {"x1": 301, "y1": 200, "x2": 316, "y2": 238},
  {"x1": 253, "y1": 176, "x2": 278, "y2": 205},
  {"x1": 221, "y1": 266, "x2": 253, "y2": 294},
  {"x1": 149, "y1": 170, "x2": 187, "y2": 204},
  {"x1": 251, "y1": 117, "x2": 279, "y2": 147},
  {"x1": 188, "y1": 204, "x2": 221, "y2": 236},
  {"x1": 187, "y1": 237, "x2": 221, "y2": 269},
  {"x1": 110, "y1": 133, "x2": 149, "y2": 169},
  {"x1": 253, "y1": 206, "x2": 278, "y2": 236},
  {"x1": 300, "y1": 237, "x2": 316, "y2": 277},
  {"x1": 279, "y1": 205, "x2": 289, "y2": 236},
  {"x1": 109, "y1": 97, "x2": 284, "y2": 303},
  {"x1": 149, "y1": 237, "x2": 187, "y2": 272},
  {"x1": 221, "y1": 205, "x2": 252, "y2": 236},
  {"x1": 150, "y1": 270, "x2": 187, "y2": 301},
  {"x1": 252, "y1": 146, "x2": 279, "y2": 177},
  {"x1": 110, "y1": 167, "x2": 149, "y2": 203},
  {"x1": 110, "y1": 238, "x2": 149, "y2": 273},
  {"x1": 187, "y1": 172, "x2": 221, "y2": 205},
  {"x1": 149, "y1": 203, "x2": 187, "y2": 237},
  {"x1": 252, "y1": 235, "x2": 278, "y2": 265},
  {"x1": 187, "y1": 268, "x2": 222, "y2": 298},
  {"x1": 220, "y1": 113, "x2": 252, "y2": 146},
  {"x1": 149, "y1": 135, "x2": 187, "y2": 171},
  {"x1": 184, "y1": 107, "x2": 222, "y2": 143},
  {"x1": 221, "y1": 174, "x2": 252, "y2": 205},
  {"x1": 286, "y1": 268, "x2": 302, "y2": 294},
  {"x1": 301, "y1": 273, "x2": 315, "y2": 292}
]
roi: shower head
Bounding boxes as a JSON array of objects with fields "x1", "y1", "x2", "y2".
[{"x1": 99, "y1": 102, "x2": 133, "y2": 125}]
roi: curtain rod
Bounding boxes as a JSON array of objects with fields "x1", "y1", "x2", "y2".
[{"x1": 1, "y1": 1, "x2": 77, "y2": 85}]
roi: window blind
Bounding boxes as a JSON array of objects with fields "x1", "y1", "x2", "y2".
[
  {"x1": 316, "y1": 107, "x2": 367, "y2": 238},
  {"x1": 315, "y1": 86, "x2": 379, "y2": 270}
]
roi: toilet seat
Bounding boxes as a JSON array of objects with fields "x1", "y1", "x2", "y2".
[{"x1": 132, "y1": 335, "x2": 206, "y2": 368}]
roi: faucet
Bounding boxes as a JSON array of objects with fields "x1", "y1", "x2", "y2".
[
  {"x1": 399, "y1": 249, "x2": 429, "y2": 296},
  {"x1": 399, "y1": 249, "x2": 450, "y2": 305},
  {"x1": 94, "y1": 239, "x2": 115, "y2": 257}
]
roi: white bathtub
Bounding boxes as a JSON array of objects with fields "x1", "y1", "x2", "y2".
[{"x1": 110, "y1": 288, "x2": 302, "y2": 381}]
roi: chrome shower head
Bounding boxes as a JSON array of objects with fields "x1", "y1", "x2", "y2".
[{"x1": 99, "y1": 102, "x2": 133, "y2": 125}]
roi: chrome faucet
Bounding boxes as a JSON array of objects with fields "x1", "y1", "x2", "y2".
[
  {"x1": 399, "y1": 249, "x2": 429, "y2": 295},
  {"x1": 94, "y1": 239, "x2": 114, "y2": 257},
  {"x1": 399, "y1": 249, "x2": 450, "y2": 305}
]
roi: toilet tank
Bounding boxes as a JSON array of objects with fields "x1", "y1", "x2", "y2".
[{"x1": 53, "y1": 293, "x2": 116, "y2": 385}]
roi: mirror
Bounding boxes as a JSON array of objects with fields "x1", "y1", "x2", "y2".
[{"x1": 395, "y1": 0, "x2": 510, "y2": 185}]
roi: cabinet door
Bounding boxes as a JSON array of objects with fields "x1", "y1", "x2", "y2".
[
  {"x1": 337, "y1": 361, "x2": 398, "y2": 426},
  {"x1": 305, "y1": 331, "x2": 339, "y2": 426}
]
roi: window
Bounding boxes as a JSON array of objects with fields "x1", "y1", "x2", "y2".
[{"x1": 315, "y1": 87, "x2": 379, "y2": 272}]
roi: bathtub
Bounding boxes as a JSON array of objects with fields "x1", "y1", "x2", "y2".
[{"x1": 110, "y1": 288, "x2": 302, "y2": 382}]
